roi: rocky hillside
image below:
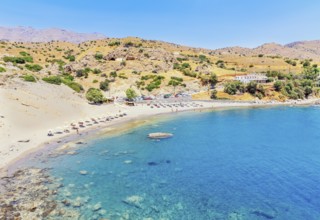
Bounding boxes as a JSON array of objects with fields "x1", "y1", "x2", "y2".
[
  {"x1": 0, "y1": 26, "x2": 106, "y2": 43},
  {"x1": 212, "y1": 40, "x2": 320, "y2": 61},
  {"x1": 0, "y1": 36, "x2": 318, "y2": 101}
]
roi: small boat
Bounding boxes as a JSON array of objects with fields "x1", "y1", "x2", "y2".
[{"x1": 148, "y1": 132, "x2": 173, "y2": 139}]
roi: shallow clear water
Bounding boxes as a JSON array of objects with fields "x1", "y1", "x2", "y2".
[{"x1": 26, "y1": 107, "x2": 320, "y2": 219}]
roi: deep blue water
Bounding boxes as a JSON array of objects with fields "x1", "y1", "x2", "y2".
[{"x1": 27, "y1": 107, "x2": 320, "y2": 219}]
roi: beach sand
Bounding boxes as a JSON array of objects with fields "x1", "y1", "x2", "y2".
[{"x1": 0, "y1": 78, "x2": 319, "y2": 174}]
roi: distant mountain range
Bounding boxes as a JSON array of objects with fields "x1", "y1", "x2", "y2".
[
  {"x1": 0, "y1": 26, "x2": 320, "y2": 60},
  {"x1": 0, "y1": 26, "x2": 107, "y2": 43},
  {"x1": 212, "y1": 41, "x2": 320, "y2": 60}
]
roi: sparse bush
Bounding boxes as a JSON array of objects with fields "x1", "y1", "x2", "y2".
[
  {"x1": 42, "y1": 76, "x2": 62, "y2": 85},
  {"x1": 99, "y1": 79, "x2": 109, "y2": 91},
  {"x1": 108, "y1": 41, "x2": 121, "y2": 46},
  {"x1": 64, "y1": 81, "x2": 84, "y2": 92},
  {"x1": 65, "y1": 55, "x2": 75, "y2": 62},
  {"x1": 0, "y1": 67, "x2": 6, "y2": 72},
  {"x1": 25, "y1": 64, "x2": 42, "y2": 72},
  {"x1": 93, "y1": 68, "x2": 102, "y2": 74},
  {"x1": 3, "y1": 56, "x2": 26, "y2": 64},
  {"x1": 110, "y1": 71, "x2": 117, "y2": 78},
  {"x1": 94, "y1": 53, "x2": 103, "y2": 60},
  {"x1": 23, "y1": 74, "x2": 36, "y2": 82}
]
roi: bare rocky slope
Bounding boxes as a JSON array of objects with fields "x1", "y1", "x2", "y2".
[{"x1": 0, "y1": 26, "x2": 106, "y2": 43}]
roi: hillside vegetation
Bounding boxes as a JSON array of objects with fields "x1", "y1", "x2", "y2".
[{"x1": 0, "y1": 37, "x2": 319, "y2": 101}]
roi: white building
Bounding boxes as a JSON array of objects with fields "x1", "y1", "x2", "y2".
[{"x1": 235, "y1": 73, "x2": 268, "y2": 83}]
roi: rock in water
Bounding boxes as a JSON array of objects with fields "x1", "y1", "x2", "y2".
[
  {"x1": 148, "y1": 132, "x2": 173, "y2": 139},
  {"x1": 79, "y1": 170, "x2": 88, "y2": 175},
  {"x1": 122, "y1": 195, "x2": 144, "y2": 209},
  {"x1": 92, "y1": 203, "x2": 102, "y2": 211}
]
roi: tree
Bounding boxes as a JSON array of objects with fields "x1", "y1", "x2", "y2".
[
  {"x1": 168, "y1": 79, "x2": 180, "y2": 94},
  {"x1": 210, "y1": 89, "x2": 217, "y2": 99},
  {"x1": 274, "y1": 81, "x2": 282, "y2": 92},
  {"x1": 209, "y1": 73, "x2": 218, "y2": 88},
  {"x1": 86, "y1": 88, "x2": 104, "y2": 104},
  {"x1": 246, "y1": 81, "x2": 258, "y2": 95},
  {"x1": 304, "y1": 86, "x2": 313, "y2": 98},
  {"x1": 224, "y1": 81, "x2": 245, "y2": 95},
  {"x1": 125, "y1": 88, "x2": 137, "y2": 100},
  {"x1": 99, "y1": 79, "x2": 109, "y2": 91}
]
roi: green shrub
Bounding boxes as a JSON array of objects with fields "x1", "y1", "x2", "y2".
[
  {"x1": 65, "y1": 55, "x2": 75, "y2": 62},
  {"x1": 19, "y1": 51, "x2": 30, "y2": 56},
  {"x1": 125, "y1": 88, "x2": 137, "y2": 100},
  {"x1": 199, "y1": 55, "x2": 208, "y2": 62},
  {"x1": 108, "y1": 41, "x2": 121, "y2": 46},
  {"x1": 216, "y1": 60, "x2": 225, "y2": 68},
  {"x1": 23, "y1": 74, "x2": 36, "y2": 82},
  {"x1": 86, "y1": 88, "x2": 105, "y2": 103},
  {"x1": 42, "y1": 76, "x2": 62, "y2": 85},
  {"x1": 246, "y1": 81, "x2": 258, "y2": 94},
  {"x1": 94, "y1": 53, "x2": 103, "y2": 60},
  {"x1": 110, "y1": 71, "x2": 117, "y2": 77},
  {"x1": 224, "y1": 81, "x2": 245, "y2": 95},
  {"x1": 3, "y1": 56, "x2": 26, "y2": 64},
  {"x1": 274, "y1": 81, "x2": 283, "y2": 91},
  {"x1": 182, "y1": 69, "x2": 197, "y2": 77},
  {"x1": 181, "y1": 63, "x2": 191, "y2": 69},
  {"x1": 99, "y1": 79, "x2": 109, "y2": 91},
  {"x1": 211, "y1": 89, "x2": 218, "y2": 99},
  {"x1": 93, "y1": 68, "x2": 102, "y2": 74},
  {"x1": 119, "y1": 73, "x2": 128, "y2": 79},
  {"x1": 64, "y1": 81, "x2": 83, "y2": 92},
  {"x1": 0, "y1": 66, "x2": 6, "y2": 72},
  {"x1": 171, "y1": 76, "x2": 183, "y2": 82},
  {"x1": 62, "y1": 74, "x2": 74, "y2": 81},
  {"x1": 25, "y1": 64, "x2": 43, "y2": 72},
  {"x1": 23, "y1": 56, "x2": 33, "y2": 63},
  {"x1": 303, "y1": 60, "x2": 311, "y2": 67}
]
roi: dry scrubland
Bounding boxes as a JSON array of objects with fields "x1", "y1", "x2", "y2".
[{"x1": 0, "y1": 37, "x2": 319, "y2": 101}]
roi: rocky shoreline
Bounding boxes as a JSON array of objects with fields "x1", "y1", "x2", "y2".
[{"x1": 0, "y1": 168, "x2": 82, "y2": 220}]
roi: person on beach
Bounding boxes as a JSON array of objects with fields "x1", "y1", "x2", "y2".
[{"x1": 76, "y1": 128, "x2": 79, "y2": 134}]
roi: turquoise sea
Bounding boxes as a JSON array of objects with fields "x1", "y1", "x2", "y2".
[{"x1": 22, "y1": 106, "x2": 320, "y2": 219}]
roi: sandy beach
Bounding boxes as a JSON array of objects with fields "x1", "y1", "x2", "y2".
[{"x1": 1, "y1": 78, "x2": 319, "y2": 174}]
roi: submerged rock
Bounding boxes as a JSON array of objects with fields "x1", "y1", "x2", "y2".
[
  {"x1": 92, "y1": 203, "x2": 102, "y2": 211},
  {"x1": 251, "y1": 209, "x2": 277, "y2": 219},
  {"x1": 147, "y1": 162, "x2": 158, "y2": 166},
  {"x1": 79, "y1": 170, "x2": 88, "y2": 175},
  {"x1": 122, "y1": 195, "x2": 144, "y2": 209}
]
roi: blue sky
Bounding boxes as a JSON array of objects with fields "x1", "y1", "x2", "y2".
[{"x1": 1, "y1": 0, "x2": 320, "y2": 49}]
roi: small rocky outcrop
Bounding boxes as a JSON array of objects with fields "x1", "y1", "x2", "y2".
[{"x1": 195, "y1": 64, "x2": 212, "y2": 75}]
